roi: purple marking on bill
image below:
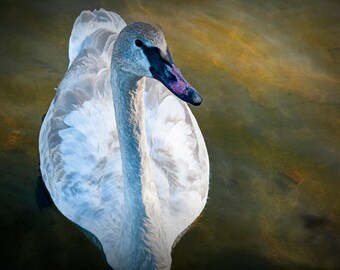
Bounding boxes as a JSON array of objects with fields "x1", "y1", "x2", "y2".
[{"x1": 168, "y1": 65, "x2": 192, "y2": 95}]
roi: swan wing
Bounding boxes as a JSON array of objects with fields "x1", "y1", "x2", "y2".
[
  {"x1": 39, "y1": 9, "x2": 127, "y2": 246},
  {"x1": 144, "y1": 79, "x2": 209, "y2": 245},
  {"x1": 68, "y1": 8, "x2": 126, "y2": 67}
]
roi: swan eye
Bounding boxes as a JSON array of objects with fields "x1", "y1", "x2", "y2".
[{"x1": 135, "y1": 39, "x2": 143, "y2": 47}]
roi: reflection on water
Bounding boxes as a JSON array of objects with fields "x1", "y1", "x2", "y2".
[{"x1": 0, "y1": 0, "x2": 339, "y2": 269}]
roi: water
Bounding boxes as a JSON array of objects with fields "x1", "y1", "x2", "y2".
[{"x1": 1, "y1": 0, "x2": 339, "y2": 269}]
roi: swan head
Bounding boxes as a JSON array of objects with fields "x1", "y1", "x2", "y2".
[{"x1": 112, "y1": 22, "x2": 202, "y2": 106}]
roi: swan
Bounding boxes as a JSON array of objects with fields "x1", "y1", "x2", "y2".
[{"x1": 39, "y1": 9, "x2": 209, "y2": 270}]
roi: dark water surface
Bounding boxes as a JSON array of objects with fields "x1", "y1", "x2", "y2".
[{"x1": 1, "y1": 0, "x2": 339, "y2": 269}]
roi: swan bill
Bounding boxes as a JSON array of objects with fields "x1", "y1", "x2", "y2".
[
  {"x1": 150, "y1": 63, "x2": 202, "y2": 106},
  {"x1": 138, "y1": 40, "x2": 202, "y2": 106}
]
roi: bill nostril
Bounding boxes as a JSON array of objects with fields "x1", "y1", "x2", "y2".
[{"x1": 169, "y1": 73, "x2": 177, "y2": 82}]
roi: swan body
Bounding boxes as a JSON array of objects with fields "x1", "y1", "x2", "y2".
[{"x1": 39, "y1": 9, "x2": 209, "y2": 270}]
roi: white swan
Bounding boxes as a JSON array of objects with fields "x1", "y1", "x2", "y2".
[{"x1": 39, "y1": 9, "x2": 209, "y2": 270}]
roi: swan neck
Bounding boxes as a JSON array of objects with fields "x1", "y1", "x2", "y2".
[
  {"x1": 110, "y1": 66, "x2": 170, "y2": 269},
  {"x1": 111, "y1": 69, "x2": 148, "y2": 197}
]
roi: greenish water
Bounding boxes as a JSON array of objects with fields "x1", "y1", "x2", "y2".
[{"x1": 0, "y1": 0, "x2": 339, "y2": 269}]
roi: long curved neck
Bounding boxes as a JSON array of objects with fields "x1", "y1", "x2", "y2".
[{"x1": 110, "y1": 66, "x2": 170, "y2": 270}]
